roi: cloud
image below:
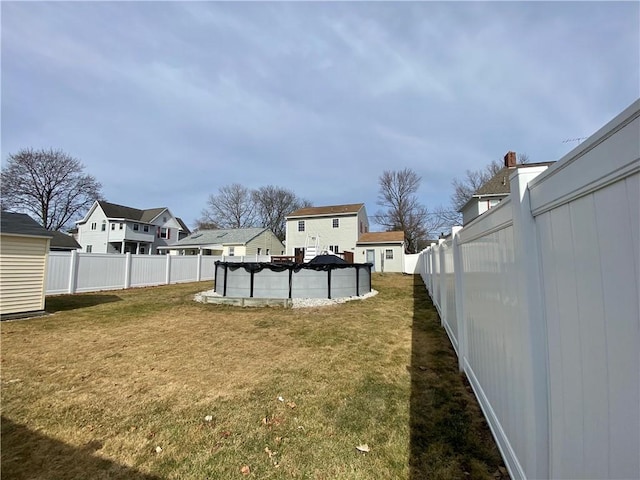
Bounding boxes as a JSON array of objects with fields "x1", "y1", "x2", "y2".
[{"x1": 2, "y1": 1, "x2": 638, "y2": 228}]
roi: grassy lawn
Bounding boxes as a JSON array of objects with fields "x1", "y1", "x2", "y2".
[{"x1": 1, "y1": 274, "x2": 507, "y2": 479}]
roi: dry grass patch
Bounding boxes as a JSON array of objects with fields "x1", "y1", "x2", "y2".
[{"x1": 1, "y1": 274, "x2": 506, "y2": 479}]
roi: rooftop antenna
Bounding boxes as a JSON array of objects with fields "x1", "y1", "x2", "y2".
[{"x1": 562, "y1": 137, "x2": 587, "y2": 144}]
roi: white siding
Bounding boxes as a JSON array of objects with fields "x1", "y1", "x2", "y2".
[
  {"x1": 354, "y1": 244, "x2": 404, "y2": 272},
  {"x1": 286, "y1": 207, "x2": 367, "y2": 256},
  {"x1": 0, "y1": 235, "x2": 50, "y2": 315}
]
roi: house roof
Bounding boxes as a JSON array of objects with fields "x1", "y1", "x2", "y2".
[
  {"x1": 49, "y1": 231, "x2": 81, "y2": 250},
  {"x1": 96, "y1": 201, "x2": 168, "y2": 223},
  {"x1": 460, "y1": 162, "x2": 556, "y2": 212},
  {"x1": 287, "y1": 203, "x2": 364, "y2": 218},
  {"x1": 176, "y1": 217, "x2": 191, "y2": 234},
  {"x1": 474, "y1": 162, "x2": 555, "y2": 197},
  {"x1": 357, "y1": 231, "x2": 405, "y2": 244},
  {"x1": 0, "y1": 212, "x2": 53, "y2": 238},
  {"x1": 169, "y1": 228, "x2": 271, "y2": 247}
]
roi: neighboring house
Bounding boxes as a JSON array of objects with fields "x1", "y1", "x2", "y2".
[
  {"x1": 49, "y1": 231, "x2": 81, "y2": 251},
  {"x1": 459, "y1": 152, "x2": 555, "y2": 225},
  {"x1": 163, "y1": 228, "x2": 285, "y2": 256},
  {"x1": 285, "y1": 203, "x2": 369, "y2": 262},
  {"x1": 76, "y1": 201, "x2": 191, "y2": 254},
  {"x1": 356, "y1": 231, "x2": 405, "y2": 272},
  {"x1": 0, "y1": 212, "x2": 53, "y2": 317}
]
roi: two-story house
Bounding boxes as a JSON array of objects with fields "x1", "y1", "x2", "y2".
[
  {"x1": 76, "y1": 201, "x2": 190, "y2": 254},
  {"x1": 285, "y1": 203, "x2": 369, "y2": 262}
]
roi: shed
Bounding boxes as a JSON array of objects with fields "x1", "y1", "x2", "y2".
[
  {"x1": 0, "y1": 212, "x2": 53, "y2": 317},
  {"x1": 356, "y1": 231, "x2": 406, "y2": 273}
]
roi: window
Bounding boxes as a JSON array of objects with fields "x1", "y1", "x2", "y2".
[
  {"x1": 266, "y1": 248, "x2": 270, "y2": 255},
  {"x1": 143, "y1": 225, "x2": 149, "y2": 232},
  {"x1": 86, "y1": 245, "x2": 93, "y2": 253},
  {"x1": 385, "y1": 249, "x2": 394, "y2": 260},
  {"x1": 101, "y1": 223, "x2": 106, "y2": 231},
  {"x1": 228, "y1": 246, "x2": 235, "y2": 256},
  {"x1": 160, "y1": 227, "x2": 168, "y2": 239},
  {"x1": 119, "y1": 223, "x2": 124, "y2": 230},
  {"x1": 298, "y1": 220, "x2": 305, "y2": 232},
  {"x1": 111, "y1": 223, "x2": 116, "y2": 230},
  {"x1": 140, "y1": 247, "x2": 146, "y2": 254},
  {"x1": 329, "y1": 245, "x2": 339, "y2": 253},
  {"x1": 91, "y1": 222, "x2": 97, "y2": 230},
  {"x1": 133, "y1": 224, "x2": 139, "y2": 231},
  {"x1": 257, "y1": 248, "x2": 262, "y2": 255},
  {"x1": 163, "y1": 216, "x2": 167, "y2": 222},
  {"x1": 332, "y1": 218, "x2": 339, "y2": 228}
]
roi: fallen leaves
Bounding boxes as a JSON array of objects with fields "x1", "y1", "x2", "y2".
[
  {"x1": 356, "y1": 444, "x2": 370, "y2": 453},
  {"x1": 240, "y1": 465, "x2": 251, "y2": 475}
]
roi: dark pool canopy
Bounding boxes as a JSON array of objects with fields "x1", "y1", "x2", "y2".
[{"x1": 308, "y1": 254, "x2": 348, "y2": 265}]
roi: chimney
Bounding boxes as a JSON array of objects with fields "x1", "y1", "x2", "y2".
[{"x1": 504, "y1": 151, "x2": 517, "y2": 168}]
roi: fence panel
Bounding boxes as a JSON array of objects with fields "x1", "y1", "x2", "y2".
[
  {"x1": 130, "y1": 255, "x2": 166, "y2": 287},
  {"x1": 169, "y1": 256, "x2": 199, "y2": 284},
  {"x1": 75, "y1": 253, "x2": 126, "y2": 292},
  {"x1": 46, "y1": 252, "x2": 73, "y2": 294}
]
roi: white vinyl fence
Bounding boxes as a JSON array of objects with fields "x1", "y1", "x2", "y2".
[
  {"x1": 46, "y1": 252, "x2": 271, "y2": 295},
  {"x1": 418, "y1": 100, "x2": 639, "y2": 480}
]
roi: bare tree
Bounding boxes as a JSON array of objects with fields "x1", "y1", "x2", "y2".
[
  {"x1": 1, "y1": 148, "x2": 102, "y2": 230},
  {"x1": 252, "y1": 185, "x2": 311, "y2": 241},
  {"x1": 373, "y1": 168, "x2": 431, "y2": 253},
  {"x1": 198, "y1": 183, "x2": 257, "y2": 229}
]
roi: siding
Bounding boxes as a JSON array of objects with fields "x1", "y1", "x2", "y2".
[{"x1": 0, "y1": 235, "x2": 50, "y2": 315}]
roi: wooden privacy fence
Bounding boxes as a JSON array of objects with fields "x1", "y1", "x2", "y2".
[
  {"x1": 46, "y1": 252, "x2": 271, "y2": 295},
  {"x1": 418, "y1": 100, "x2": 639, "y2": 480}
]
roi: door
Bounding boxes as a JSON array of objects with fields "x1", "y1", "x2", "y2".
[{"x1": 366, "y1": 249, "x2": 375, "y2": 271}]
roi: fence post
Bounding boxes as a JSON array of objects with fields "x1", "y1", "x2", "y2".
[
  {"x1": 196, "y1": 254, "x2": 202, "y2": 282},
  {"x1": 124, "y1": 253, "x2": 132, "y2": 289},
  {"x1": 510, "y1": 166, "x2": 550, "y2": 479},
  {"x1": 438, "y1": 240, "x2": 446, "y2": 325},
  {"x1": 68, "y1": 250, "x2": 78, "y2": 294},
  {"x1": 452, "y1": 227, "x2": 465, "y2": 372},
  {"x1": 165, "y1": 254, "x2": 171, "y2": 285}
]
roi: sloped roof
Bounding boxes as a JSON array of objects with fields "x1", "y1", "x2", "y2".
[
  {"x1": 357, "y1": 231, "x2": 405, "y2": 244},
  {"x1": 98, "y1": 201, "x2": 151, "y2": 222},
  {"x1": 95, "y1": 201, "x2": 175, "y2": 225},
  {"x1": 170, "y1": 228, "x2": 270, "y2": 247},
  {"x1": 287, "y1": 203, "x2": 364, "y2": 218},
  {"x1": 474, "y1": 162, "x2": 556, "y2": 197},
  {"x1": 49, "y1": 231, "x2": 81, "y2": 250},
  {"x1": 176, "y1": 217, "x2": 191, "y2": 234},
  {"x1": 0, "y1": 212, "x2": 53, "y2": 238}
]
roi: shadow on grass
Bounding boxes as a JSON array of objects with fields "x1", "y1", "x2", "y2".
[
  {"x1": 1, "y1": 416, "x2": 162, "y2": 480},
  {"x1": 46, "y1": 294, "x2": 122, "y2": 312},
  {"x1": 409, "y1": 274, "x2": 508, "y2": 480}
]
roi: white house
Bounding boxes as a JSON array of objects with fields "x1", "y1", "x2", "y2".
[
  {"x1": 76, "y1": 201, "x2": 190, "y2": 254},
  {"x1": 285, "y1": 203, "x2": 369, "y2": 262},
  {"x1": 163, "y1": 228, "x2": 285, "y2": 256},
  {"x1": 355, "y1": 231, "x2": 405, "y2": 272},
  {"x1": 460, "y1": 152, "x2": 554, "y2": 225}
]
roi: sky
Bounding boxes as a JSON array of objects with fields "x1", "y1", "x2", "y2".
[{"x1": 2, "y1": 1, "x2": 638, "y2": 231}]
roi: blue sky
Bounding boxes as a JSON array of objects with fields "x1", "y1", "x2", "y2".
[{"x1": 2, "y1": 1, "x2": 638, "y2": 230}]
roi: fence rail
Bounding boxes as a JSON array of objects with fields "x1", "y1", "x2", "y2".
[
  {"x1": 417, "y1": 100, "x2": 639, "y2": 480},
  {"x1": 46, "y1": 253, "x2": 271, "y2": 295}
]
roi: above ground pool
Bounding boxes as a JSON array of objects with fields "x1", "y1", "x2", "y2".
[{"x1": 214, "y1": 256, "x2": 372, "y2": 299}]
